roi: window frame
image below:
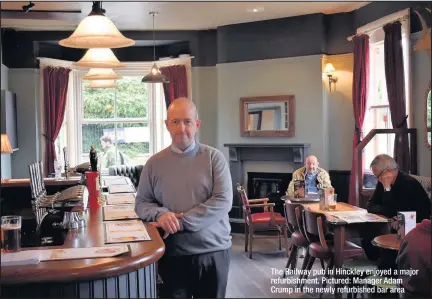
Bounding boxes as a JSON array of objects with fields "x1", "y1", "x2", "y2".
[{"x1": 39, "y1": 58, "x2": 192, "y2": 169}]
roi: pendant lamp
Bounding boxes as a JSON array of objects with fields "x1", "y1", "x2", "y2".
[
  {"x1": 142, "y1": 12, "x2": 169, "y2": 84},
  {"x1": 59, "y1": 1, "x2": 135, "y2": 49},
  {"x1": 83, "y1": 68, "x2": 122, "y2": 80},
  {"x1": 74, "y1": 48, "x2": 125, "y2": 68},
  {"x1": 88, "y1": 79, "x2": 119, "y2": 88}
]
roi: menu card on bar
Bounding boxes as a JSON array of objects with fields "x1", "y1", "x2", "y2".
[
  {"x1": 42, "y1": 245, "x2": 131, "y2": 260},
  {"x1": 104, "y1": 220, "x2": 151, "y2": 244},
  {"x1": 103, "y1": 205, "x2": 139, "y2": 221},
  {"x1": 108, "y1": 184, "x2": 136, "y2": 194},
  {"x1": 103, "y1": 177, "x2": 129, "y2": 186},
  {"x1": 106, "y1": 193, "x2": 136, "y2": 205},
  {"x1": 1, "y1": 245, "x2": 131, "y2": 265}
]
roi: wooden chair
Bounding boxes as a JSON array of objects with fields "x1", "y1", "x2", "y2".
[
  {"x1": 300, "y1": 209, "x2": 364, "y2": 295},
  {"x1": 236, "y1": 183, "x2": 289, "y2": 259}
]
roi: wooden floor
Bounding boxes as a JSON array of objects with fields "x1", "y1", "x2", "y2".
[{"x1": 226, "y1": 234, "x2": 334, "y2": 298}]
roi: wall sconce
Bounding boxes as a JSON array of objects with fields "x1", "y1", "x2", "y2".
[{"x1": 324, "y1": 63, "x2": 338, "y2": 92}]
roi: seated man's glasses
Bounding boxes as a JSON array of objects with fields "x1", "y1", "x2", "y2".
[{"x1": 375, "y1": 169, "x2": 387, "y2": 179}]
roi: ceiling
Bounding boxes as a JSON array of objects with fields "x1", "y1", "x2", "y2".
[{"x1": 1, "y1": 1, "x2": 370, "y2": 31}]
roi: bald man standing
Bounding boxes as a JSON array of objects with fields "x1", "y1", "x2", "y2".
[
  {"x1": 286, "y1": 155, "x2": 332, "y2": 197},
  {"x1": 135, "y1": 98, "x2": 232, "y2": 298}
]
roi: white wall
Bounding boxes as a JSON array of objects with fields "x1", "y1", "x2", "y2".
[
  {"x1": 8, "y1": 69, "x2": 40, "y2": 178},
  {"x1": 216, "y1": 55, "x2": 329, "y2": 170},
  {"x1": 192, "y1": 66, "x2": 218, "y2": 147}
]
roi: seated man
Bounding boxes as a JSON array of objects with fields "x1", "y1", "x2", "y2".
[
  {"x1": 286, "y1": 155, "x2": 332, "y2": 197},
  {"x1": 396, "y1": 218, "x2": 431, "y2": 298},
  {"x1": 362, "y1": 154, "x2": 431, "y2": 269}
]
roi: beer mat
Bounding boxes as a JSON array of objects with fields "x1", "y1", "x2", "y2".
[
  {"x1": 108, "y1": 184, "x2": 136, "y2": 194},
  {"x1": 104, "y1": 220, "x2": 152, "y2": 244},
  {"x1": 105, "y1": 193, "x2": 136, "y2": 205},
  {"x1": 103, "y1": 205, "x2": 140, "y2": 221}
]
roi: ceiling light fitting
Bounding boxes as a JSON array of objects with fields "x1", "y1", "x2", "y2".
[
  {"x1": 88, "y1": 79, "x2": 119, "y2": 89},
  {"x1": 142, "y1": 12, "x2": 169, "y2": 84},
  {"x1": 73, "y1": 48, "x2": 125, "y2": 69},
  {"x1": 59, "y1": 1, "x2": 135, "y2": 49},
  {"x1": 83, "y1": 68, "x2": 122, "y2": 80}
]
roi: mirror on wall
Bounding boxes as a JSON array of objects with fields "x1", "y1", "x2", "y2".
[
  {"x1": 426, "y1": 82, "x2": 431, "y2": 149},
  {"x1": 240, "y1": 95, "x2": 295, "y2": 137}
]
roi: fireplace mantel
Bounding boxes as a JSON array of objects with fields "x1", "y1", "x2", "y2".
[{"x1": 224, "y1": 143, "x2": 310, "y2": 164}]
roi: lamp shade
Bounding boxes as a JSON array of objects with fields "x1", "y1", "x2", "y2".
[
  {"x1": 88, "y1": 79, "x2": 119, "y2": 89},
  {"x1": 324, "y1": 63, "x2": 336, "y2": 74},
  {"x1": 73, "y1": 48, "x2": 125, "y2": 69},
  {"x1": 142, "y1": 63, "x2": 169, "y2": 83},
  {"x1": 1, "y1": 134, "x2": 12, "y2": 153},
  {"x1": 59, "y1": 2, "x2": 135, "y2": 49},
  {"x1": 83, "y1": 68, "x2": 122, "y2": 80}
]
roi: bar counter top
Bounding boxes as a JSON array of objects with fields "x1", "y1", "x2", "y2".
[{"x1": 1, "y1": 207, "x2": 165, "y2": 285}]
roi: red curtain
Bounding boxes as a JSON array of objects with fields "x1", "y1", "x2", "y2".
[
  {"x1": 43, "y1": 66, "x2": 71, "y2": 175},
  {"x1": 159, "y1": 65, "x2": 188, "y2": 109},
  {"x1": 348, "y1": 35, "x2": 370, "y2": 206},
  {"x1": 383, "y1": 22, "x2": 410, "y2": 172}
]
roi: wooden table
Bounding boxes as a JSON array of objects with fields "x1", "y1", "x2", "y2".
[
  {"x1": 301, "y1": 202, "x2": 391, "y2": 299},
  {"x1": 1, "y1": 207, "x2": 165, "y2": 298},
  {"x1": 372, "y1": 234, "x2": 401, "y2": 251}
]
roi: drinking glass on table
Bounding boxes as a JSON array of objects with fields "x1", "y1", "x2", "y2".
[
  {"x1": 1, "y1": 215, "x2": 22, "y2": 252},
  {"x1": 328, "y1": 194, "x2": 337, "y2": 211}
]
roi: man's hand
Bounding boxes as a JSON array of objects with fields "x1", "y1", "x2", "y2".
[
  {"x1": 380, "y1": 171, "x2": 393, "y2": 190},
  {"x1": 150, "y1": 212, "x2": 184, "y2": 239}
]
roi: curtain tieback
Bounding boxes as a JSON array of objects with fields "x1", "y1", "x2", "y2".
[
  {"x1": 42, "y1": 134, "x2": 55, "y2": 143},
  {"x1": 396, "y1": 115, "x2": 408, "y2": 128},
  {"x1": 355, "y1": 127, "x2": 363, "y2": 135}
]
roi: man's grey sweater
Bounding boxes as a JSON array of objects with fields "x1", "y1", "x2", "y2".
[{"x1": 135, "y1": 142, "x2": 233, "y2": 256}]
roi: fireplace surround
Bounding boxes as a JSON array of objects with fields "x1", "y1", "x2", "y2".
[{"x1": 224, "y1": 143, "x2": 310, "y2": 231}]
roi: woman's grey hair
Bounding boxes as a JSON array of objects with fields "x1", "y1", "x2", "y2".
[{"x1": 369, "y1": 154, "x2": 399, "y2": 172}]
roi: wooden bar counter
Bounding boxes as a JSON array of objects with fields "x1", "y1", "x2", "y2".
[{"x1": 1, "y1": 207, "x2": 165, "y2": 298}]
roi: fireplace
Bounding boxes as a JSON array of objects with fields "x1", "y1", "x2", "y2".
[
  {"x1": 224, "y1": 143, "x2": 310, "y2": 232},
  {"x1": 247, "y1": 172, "x2": 292, "y2": 215}
]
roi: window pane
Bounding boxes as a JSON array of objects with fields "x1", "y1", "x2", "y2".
[
  {"x1": 82, "y1": 81, "x2": 115, "y2": 119},
  {"x1": 81, "y1": 123, "x2": 150, "y2": 169},
  {"x1": 364, "y1": 107, "x2": 395, "y2": 168},
  {"x1": 81, "y1": 123, "x2": 115, "y2": 162},
  {"x1": 116, "y1": 122, "x2": 150, "y2": 165},
  {"x1": 116, "y1": 77, "x2": 149, "y2": 119}
]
